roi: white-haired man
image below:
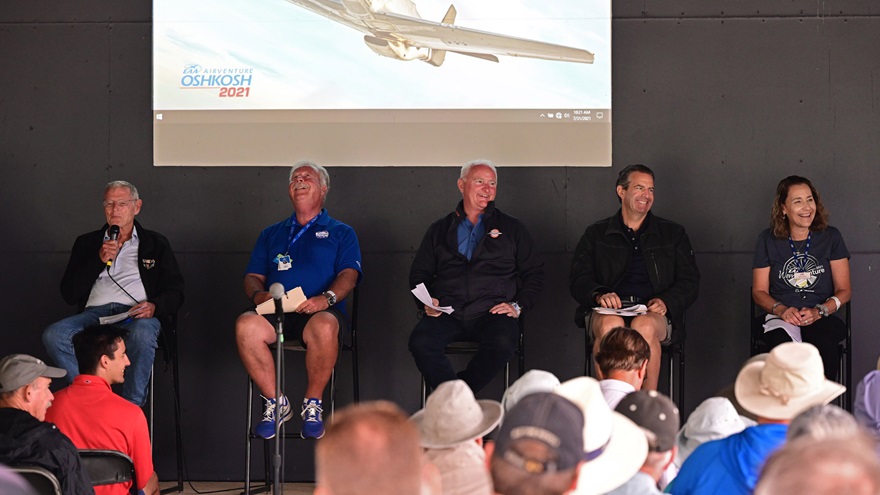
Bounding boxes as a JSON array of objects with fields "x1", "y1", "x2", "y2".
[
  {"x1": 236, "y1": 161, "x2": 362, "y2": 440},
  {"x1": 43, "y1": 180, "x2": 185, "y2": 406},
  {"x1": 409, "y1": 160, "x2": 544, "y2": 394}
]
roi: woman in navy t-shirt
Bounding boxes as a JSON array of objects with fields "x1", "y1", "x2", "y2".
[{"x1": 752, "y1": 175, "x2": 850, "y2": 379}]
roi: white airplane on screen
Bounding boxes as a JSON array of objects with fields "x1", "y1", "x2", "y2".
[{"x1": 282, "y1": 0, "x2": 595, "y2": 66}]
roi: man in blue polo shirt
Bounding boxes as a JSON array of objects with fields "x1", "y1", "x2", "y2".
[{"x1": 235, "y1": 161, "x2": 362, "y2": 440}]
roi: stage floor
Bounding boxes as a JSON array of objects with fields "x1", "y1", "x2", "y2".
[{"x1": 160, "y1": 481, "x2": 315, "y2": 494}]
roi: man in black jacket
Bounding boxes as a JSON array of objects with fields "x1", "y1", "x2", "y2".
[
  {"x1": 570, "y1": 165, "x2": 699, "y2": 390},
  {"x1": 0, "y1": 354, "x2": 94, "y2": 495},
  {"x1": 43, "y1": 181, "x2": 184, "y2": 406},
  {"x1": 409, "y1": 160, "x2": 544, "y2": 393}
]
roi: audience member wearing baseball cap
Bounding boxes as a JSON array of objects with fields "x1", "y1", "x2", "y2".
[
  {"x1": 411, "y1": 380, "x2": 502, "y2": 495},
  {"x1": 489, "y1": 392, "x2": 585, "y2": 495},
  {"x1": 669, "y1": 342, "x2": 845, "y2": 495},
  {"x1": 552, "y1": 377, "x2": 648, "y2": 495},
  {"x1": 0, "y1": 354, "x2": 94, "y2": 495},
  {"x1": 606, "y1": 390, "x2": 680, "y2": 495}
]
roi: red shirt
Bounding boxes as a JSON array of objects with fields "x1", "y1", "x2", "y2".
[{"x1": 46, "y1": 374, "x2": 154, "y2": 495}]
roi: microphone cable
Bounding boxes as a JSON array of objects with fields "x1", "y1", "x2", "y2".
[{"x1": 106, "y1": 264, "x2": 141, "y2": 307}]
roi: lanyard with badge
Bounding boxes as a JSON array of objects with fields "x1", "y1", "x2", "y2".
[
  {"x1": 274, "y1": 214, "x2": 318, "y2": 271},
  {"x1": 787, "y1": 231, "x2": 812, "y2": 288}
]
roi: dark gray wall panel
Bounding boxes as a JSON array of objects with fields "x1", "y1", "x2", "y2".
[{"x1": 2, "y1": 1, "x2": 879, "y2": 483}]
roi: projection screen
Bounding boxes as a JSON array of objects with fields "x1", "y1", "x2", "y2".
[{"x1": 152, "y1": 0, "x2": 611, "y2": 166}]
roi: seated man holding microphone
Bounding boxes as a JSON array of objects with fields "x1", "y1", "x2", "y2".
[
  {"x1": 43, "y1": 180, "x2": 184, "y2": 406},
  {"x1": 235, "y1": 161, "x2": 362, "y2": 440}
]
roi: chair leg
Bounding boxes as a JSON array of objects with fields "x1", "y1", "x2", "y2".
[
  {"x1": 149, "y1": 365, "x2": 155, "y2": 448},
  {"x1": 244, "y1": 379, "x2": 253, "y2": 495},
  {"x1": 330, "y1": 367, "x2": 336, "y2": 417},
  {"x1": 677, "y1": 345, "x2": 686, "y2": 411},
  {"x1": 421, "y1": 376, "x2": 427, "y2": 408},
  {"x1": 351, "y1": 343, "x2": 359, "y2": 403}
]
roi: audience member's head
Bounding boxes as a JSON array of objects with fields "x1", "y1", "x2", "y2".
[
  {"x1": 0, "y1": 354, "x2": 66, "y2": 421},
  {"x1": 501, "y1": 370, "x2": 560, "y2": 413},
  {"x1": 412, "y1": 379, "x2": 502, "y2": 448},
  {"x1": 425, "y1": 441, "x2": 492, "y2": 495},
  {"x1": 615, "y1": 391, "x2": 680, "y2": 482},
  {"x1": 787, "y1": 403, "x2": 859, "y2": 442},
  {"x1": 734, "y1": 342, "x2": 845, "y2": 422},
  {"x1": 411, "y1": 380, "x2": 500, "y2": 495},
  {"x1": 594, "y1": 327, "x2": 650, "y2": 383},
  {"x1": 855, "y1": 370, "x2": 880, "y2": 444},
  {"x1": 73, "y1": 324, "x2": 129, "y2": 381},
  {"x1": 490, "y1": 392, "x2": 584, "y2": 495},
  {"x1": 553, "y1": 377, "x2": 648, "y2": 495},
  {"x1": 315, "y1": 401, "x2": 424, "y2": 495},
  {"x1": 675, "y1": 397, "x2": 754, "y2": 468},
  {"x1": 755, "y1": 434, "x2": 880, "y2": 495}
]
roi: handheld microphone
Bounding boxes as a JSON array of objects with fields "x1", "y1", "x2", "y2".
[
  {"x1": 106, "y1": 225, "x2": 120, "y2": 267},
  {"x1": 269, "y1": 282, "x2": 285, "y2": 318}
]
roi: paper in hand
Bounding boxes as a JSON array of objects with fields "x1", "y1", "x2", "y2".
[
  {"x1": 592, "y1": 304, "x2": 648, "y2": 316},
  {"x1": 99, "y1": 312, "x2": 131, "y2": 325},
  {"x1": 411, "y1": 283, "x2": 454, "y2": 314},
  {"x1": 256, "y1": 286, "x2": 308, "y2": 315}
]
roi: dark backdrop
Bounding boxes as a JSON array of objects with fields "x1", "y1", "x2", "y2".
[{"x1": 2, "y1": 0, "x2": 879, "y2": 482}]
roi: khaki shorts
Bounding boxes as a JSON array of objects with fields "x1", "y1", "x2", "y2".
[{"x1": 586, "y1": 311, "x2": 672, "y2": 345}]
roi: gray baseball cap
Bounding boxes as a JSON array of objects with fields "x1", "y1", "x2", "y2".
[{"x1": 0, "y1": 354, "x2": 66, "y2": 393}]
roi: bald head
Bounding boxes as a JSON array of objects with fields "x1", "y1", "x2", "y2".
[{"x1": 315, "y1": 401, "x2": 423, "y2": 495}]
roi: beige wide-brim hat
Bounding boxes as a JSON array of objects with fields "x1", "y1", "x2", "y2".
[
  {"x1": 411, "y1": 380, "x2": 503, "y2": 449},
  {"x1": 735, "y1": 342, "x2": 845, "y2": 421},
  {"x1": 553, "y1": 377, "x2": 648, "y2": 495}
]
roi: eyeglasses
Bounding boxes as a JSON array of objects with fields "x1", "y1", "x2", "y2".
[{"x1": 102, "y1": 200, "x2": 137, "y2": 208}]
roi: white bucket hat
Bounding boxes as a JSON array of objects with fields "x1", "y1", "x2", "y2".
[
  {"x1": 734, "y1": 342, "x2": 845, "y2": 420},
  {"x1": 674, "y1": 397, "x2": 754, "y2": 468},
  {"x1": 411, "y1": 380, "x2": 503, "y2": 448},
  {"x1": 553, "y1": 377, "x2": 648, "y2": 495},
  {"x1": 501, "y1": 369, "x2": 560, "y2": 413}
]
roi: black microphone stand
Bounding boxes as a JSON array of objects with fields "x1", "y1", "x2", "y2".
[{"x1": 271, "y1": 284, "x2": 285, "y2": 495}]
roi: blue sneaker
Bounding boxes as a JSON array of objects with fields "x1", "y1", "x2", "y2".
[
  {"x1": 255, "y1": 395, "x2": 292, "y2": 440},
  {"x1": 301, "y1": 398, "x2": 325, "y2": 439}
]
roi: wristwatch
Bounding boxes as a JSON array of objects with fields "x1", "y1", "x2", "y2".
[
  {"x1": 815, "y1": 303, "x2": 829, "y2": 318},
  {"x1": 323, "y1": 290, "x2": 337, "y2": 307},
  {"x1": 509, "y1": 301, "x2": 522, "y2": 317}
]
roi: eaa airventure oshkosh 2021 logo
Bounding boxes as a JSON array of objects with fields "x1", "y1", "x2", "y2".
[{"x1": 179, "y1": 64, "x2": 254, "y2": 98}]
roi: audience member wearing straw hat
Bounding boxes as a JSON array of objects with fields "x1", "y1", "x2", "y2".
[
  {"x1": 411, "y1": 380, "x2": 502, "y2": 495},
  {"x1": 669, "y1": 342, "x2": 845, "y2": 495}
]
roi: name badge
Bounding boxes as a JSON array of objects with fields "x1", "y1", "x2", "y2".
[
  {"x1": 793, "y1": 272, "x2": 811, "y2": 288},
  {"x1": 274, "y1": 254, "x2": 292, "y2": 271}
]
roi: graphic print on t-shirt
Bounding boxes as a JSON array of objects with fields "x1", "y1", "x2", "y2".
[{"x1": 779, "y1": 253, "x2": 825, "y2": 290}]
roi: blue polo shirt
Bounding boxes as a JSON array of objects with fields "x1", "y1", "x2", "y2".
[{"x1": 245, "y1": 209, "x2": 362, "y2": 313}]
